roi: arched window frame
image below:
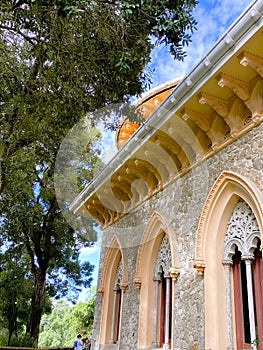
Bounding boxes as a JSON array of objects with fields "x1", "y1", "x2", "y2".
[
  {"x1": 134, "y1": 212, "x2": 180, "y2": 349},
  {"x1": 152, "y1": 235, "x2": 172, "y2": 349},
  {"x1": 195, "y1": 171, "x2": 263, "y2": 349},
  {"x1": 98, "y1": 236, "x2": 128, "y2": 345},
  {"x1": 110, "y1": 259, "x2": 123, "y2": 344},
  {"x1": 222, "y1": 200, "x2": 263, "y2": 349}
]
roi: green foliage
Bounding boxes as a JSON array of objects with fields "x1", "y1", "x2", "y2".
[
  {"x1": 121, "y1": 0, "x2": 198, "y2": 61},
  {"x1": 0, "y1": 331, "x2": 34, "y2": 347},
  {"x1": 0, "y1": 252, "x2": 34, "y2": 345},
  {"x1": 0, "y1": 0, "x2": 198, "y2": 344},
  {"x1": 38, "y1": 290, "x2": 96, "y2": 348}
]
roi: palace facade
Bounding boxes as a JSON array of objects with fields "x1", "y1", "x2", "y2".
[{"x1": 71, "y1": 1, "x2": 263, "y2": 349}]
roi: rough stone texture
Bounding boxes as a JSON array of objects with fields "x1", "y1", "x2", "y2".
[{"x1": 92, "y1": 122, "x2": 263, "y2": 350}]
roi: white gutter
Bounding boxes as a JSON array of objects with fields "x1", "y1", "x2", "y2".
[{"x1": 70, "y1": 0, "x2": 263, "y2": 214}]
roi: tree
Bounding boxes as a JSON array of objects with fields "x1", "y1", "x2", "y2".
[
  {"x1": 38, "y1": 301, "x2": 74, "y2": 347},
  {"x1": 38, "y1": 290, "x2": 96, "y2": 348},
  {"x1": 0, "y1": 0, "x2": 198, "y2": 345},
  {"x1": 0, "y1": 250, "x2": 37, "y2": 347}
]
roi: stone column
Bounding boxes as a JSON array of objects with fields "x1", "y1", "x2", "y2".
[
  {"x1": 169, "y1": 267, "x2": 180, "y2": 350},
  {"x1": 163, "y1": 277, "x2": 171, "y2": 349},
  {"x1": 117, "y1": 282, "x2": 127, "y2": 350},
  {"x1": 223, "y1": 261, "x2": 234, "y2": 350},
  {"x1": 244, "y1": 258, "x2": 256, "y2": 348},
  {"x1": 110, "y1": 285, "x2": 119, "y2": 344},
  {"x1": 152, "y1": 275, "x2": 161, "y2": 348}
]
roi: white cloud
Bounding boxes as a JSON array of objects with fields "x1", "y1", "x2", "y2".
[
  {"x1": 99, "y1": 128, "x2": 117, "y2": 164},
  {"x1": 80, "y1": 243, "x2": 100, "y2": 258},
  {"x1": 149, "y1": 0, "x2": 252, "y2": 87},
  {"x1": 79, "y1": 230, "x2": 103, "y2": 261}
]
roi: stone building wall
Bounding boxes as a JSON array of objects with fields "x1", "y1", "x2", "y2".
[{"x1": 92, "y1": 121, "x2": 263, "y2": 350}]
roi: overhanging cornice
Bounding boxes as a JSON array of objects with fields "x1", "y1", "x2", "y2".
[{"x1": 70, "y1": 0, "x2": 263, "y2": 228}]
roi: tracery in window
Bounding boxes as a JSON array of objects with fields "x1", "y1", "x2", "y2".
[
  {"x1": 152, "y1": 235, "x2": 172, "y2": 349},
  {"x1": 223, "y1": 200, "x2": 263, "y2": 349}
]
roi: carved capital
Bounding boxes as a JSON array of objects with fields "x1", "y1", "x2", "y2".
[
  {"x1": 153, "y1": 275, "x2": 161, "y2": 283},
  {"x1": 169, "y1": 267, "x2": 180, "y2": 280},
  {"x1": 222, "y1": 259, "x2": 233, "y2": 266},
  {"x1": 190, "y1": 343, "x2": 198, "y2": 350},
  {"x1": 194, "y1": 260, "x2": 205, "y2": 275},
  {"x1": 133, "y1": 276, "x2": 142, "y2": 289},
  {"x1": 98, "y1": 287, "x2": 104, "y2": 296},
  {"x1": 242, "y1": 255, "x2": 255, "y2": 261},
  {"x1": 119, "y1": 282, "x2": 128, "y2": 292}
]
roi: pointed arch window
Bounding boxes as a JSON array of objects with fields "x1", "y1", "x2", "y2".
[
  {"x1": 223, "y1": 200, "x2": 263, "y2": 349},
  {"x1": 152, "y1": 235, "x2": 172, "y2": 349},
  {"x1": 110, "y1": 259, "x2": 123, "y2": 344}
]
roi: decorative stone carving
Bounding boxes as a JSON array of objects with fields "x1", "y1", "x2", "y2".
[
  {"x1": 246, "y1": 80, "x2": 263, "y2": 120},
  {"x1": 155, "y1": 235, "x2": 172, "y2": 277},
  {"x1": 114, "y1": 258, "x2": 123, "y2": 289},
  {"x1": 169, "y1": 267, "x2": 180, "y2": 280},
  {"x1": 198, "y1": 91, "x2": 229, "y2": 117},
  {"x1": 216, "y1": 72, "x2": 250, "y2": 101},
  {"x1": 119, "y1": 282, "x2": 128, "y2": 292},
  {"x1": 98, "y1": 287, "x2": 104, "y2": 296},
  {"x1": 207, "y1": 112, "x2": 230, "y2": 149},
  {"x1": 181, "y1": 108, "x2": 211, "y2": 132},
  {"x1": 223, "y1": 199, "x2": 260, "y2": 262},
  {"x1": 227, "y1": 98, "x2": 250, "y2": 136},
  {"x1": 195, "y1": 170, "x2": 263, "y2": 269},
  {"x1": 239, "y1": 50, "x2": 263, "y2": 78},
  {"x1": 193, "y1": 261, "x2": 206, "y2": 275},
  {"x1": 190, "y1": 343, "x2": 198, "y2": 350},
  {"x1": 133, "y1": 277, "x2": 142, "y2": 289}
]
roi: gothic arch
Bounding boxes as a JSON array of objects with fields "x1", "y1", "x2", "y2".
[
  {"x1": 98, "y1": 235, "x2": 128, "y2": 344},
  {"x1": 135, "y1": 211, "x2": 180, "y2": 349},
  {"x1": 99, "y1": 235, "x2": 128, "y2": 294},
  {"x1": 135, "y1": 211, "x2": 180, "y2": 286},
  {"x1": 194, "y1": 171, "x2": 263, "y2": 349},
  {"x1": 195, "y1": 171, "x2": 263, "y2": 271}
]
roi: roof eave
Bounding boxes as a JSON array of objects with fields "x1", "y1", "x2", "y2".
[{"x1": 70, "y1": 0, "x2": 263, "y2": 216}]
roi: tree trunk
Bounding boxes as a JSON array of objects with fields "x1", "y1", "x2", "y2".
[
  {"x1": 7, "y1": 301, "x2": 17, "y2": 346},
  {"x1": 26, "y1": 268, "x2": 47, "y2": 347}
]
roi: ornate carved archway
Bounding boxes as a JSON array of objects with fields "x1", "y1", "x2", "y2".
[
  {"x1": 194, "y1": 171, "x2": 263, "y2": 274},
  {"x1": 194, "y1": 171, "x2": 263, "y2": 349}
]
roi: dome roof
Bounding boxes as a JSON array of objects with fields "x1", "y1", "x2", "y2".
[{"x1": 116, "y1": 76, "x2": 184, "y2": 149}]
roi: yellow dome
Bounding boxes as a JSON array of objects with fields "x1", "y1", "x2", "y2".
[{"x1": 116, "y1": 77, "x2": 184, "y2": 149}]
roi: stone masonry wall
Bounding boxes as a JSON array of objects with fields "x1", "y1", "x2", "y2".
[{"x1": 92, "y1": 122, "x2": 263, "y2": 350}]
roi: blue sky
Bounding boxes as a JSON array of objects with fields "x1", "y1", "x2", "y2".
[
  {"x1": 77, "y1": 0, "x2": 253, "y2": 301},
  {"x1": 149, "y1": 0, "x2": 253, "y2": 86}
]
